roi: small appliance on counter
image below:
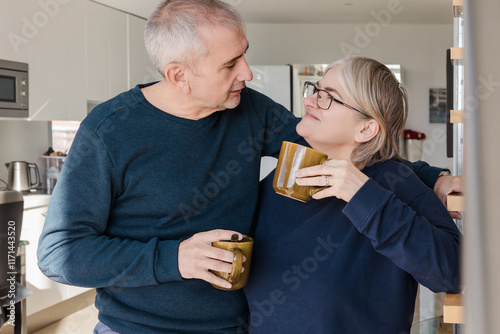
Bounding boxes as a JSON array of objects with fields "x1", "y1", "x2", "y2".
[
  {"x1": 0, "y1": 190, "x2": 31, "y2": 331},
  {"x1": 4, "y1": 161, "x2": 40, "y2": 192},
  {"x1": 0, "y1": 59, "x2": 29, "y2": 118},
  {"x1": 40, "y1": 155, "x2": 65, "y2": 193}
]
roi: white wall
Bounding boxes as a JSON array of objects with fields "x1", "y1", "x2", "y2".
[
  {"x1": 246, "y1": 23, "x2": 454, "y2": 170},
  {"x1": 0, "y1": 120, "x2": 50, "y2": 185}
]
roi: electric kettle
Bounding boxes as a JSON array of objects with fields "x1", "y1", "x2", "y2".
[{"x1": 4, "y1": 161, "x2": 40, "y2": 191}]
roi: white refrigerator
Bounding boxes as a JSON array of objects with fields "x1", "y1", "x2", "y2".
[{"x1": 246, "y1": 65, "x2": 294, "y2": 180}]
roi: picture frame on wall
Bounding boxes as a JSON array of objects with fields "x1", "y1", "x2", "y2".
[{"x1": 429, "y1": 88, "x2": 447, "y2": 123}]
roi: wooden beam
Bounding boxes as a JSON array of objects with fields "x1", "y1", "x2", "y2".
[
  {"x1": 451, "y1": 110, "x2": 465, "y2": 123},
  {"x1": 444, "y1": 293, "x2": 464, "y2": 324},
  {"x1": 451, "y1": 47, "x2": 464, "y2": 60},
  {"x1": 447, "y1": 193, "x2": 464, "y2": 211}
]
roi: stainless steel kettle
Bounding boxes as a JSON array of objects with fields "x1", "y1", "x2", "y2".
[{"x1": 4, "y1": 161, "x2": 40, "y2": 191}]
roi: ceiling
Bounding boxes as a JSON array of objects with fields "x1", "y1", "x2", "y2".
[{"x1": 92, "y1": 0, "x2": 453, "y2": 25}]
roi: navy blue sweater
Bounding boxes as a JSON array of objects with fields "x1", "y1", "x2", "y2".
[
  {"x1": 37, "y1": 84, "x2": 303, "y2": 333},
  {"x1": 244, "y1": 160, "x2": 461, "y2": 334},
  {"x1": 37, "y1": 82, "x2": 447, "y2": 333}
]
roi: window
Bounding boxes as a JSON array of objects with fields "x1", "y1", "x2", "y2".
[{"x1": 50, "y1": 120, "x2": 80, "y2": 154}]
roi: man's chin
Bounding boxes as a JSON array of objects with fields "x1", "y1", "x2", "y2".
[{"x1": 224, "y1": 95, "x2": 242, "y2": 110}]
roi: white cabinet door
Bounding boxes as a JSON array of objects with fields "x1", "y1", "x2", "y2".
[
  {"x1": 21, "y1": 205, "x2": 60, "y2": 315},
  {"x1": 86, "y1": 1, "x2": 128, "y2": 103},
  {"x1": 27, "y1": 0, "x2": 87, "y2": 121},
  {"x1": 0, "y1": 0, "x2": 30, "y2": 63},
  {"x1": 127, "y1": 14, "x2": 162, "y2": 89},
  {"x1": 21, "y1": 205, "x2": 90, "y2": 316}
]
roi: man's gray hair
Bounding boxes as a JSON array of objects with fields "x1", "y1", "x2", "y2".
[{"x1": 145, "y1": 0, "x2": 246, "y2": 77}]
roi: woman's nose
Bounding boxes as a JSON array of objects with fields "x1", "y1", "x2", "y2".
[{"x1": 303, "y1": 94, "x2": 318, "y2": 109}]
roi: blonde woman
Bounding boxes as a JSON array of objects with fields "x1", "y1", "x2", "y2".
[{"x1": 244, "y1": 56, "x2": 461, "y2": 333}]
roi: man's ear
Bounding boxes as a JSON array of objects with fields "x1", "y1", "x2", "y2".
[
  {"x1": 164, "y1": 63, "x2": 190, "y2": 94},
  {"x1": 355, "y1": 119, "x2": 380, "y2": 143}
]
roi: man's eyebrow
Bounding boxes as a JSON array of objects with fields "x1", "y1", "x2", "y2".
[{"x1": 221, "y1": 43, "x2": 249, "y2": 68}]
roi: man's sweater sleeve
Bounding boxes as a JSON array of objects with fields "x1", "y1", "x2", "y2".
[
  {"x1": 37, "y1": 124, "x2": 183, "y2": 288},
  {"x1": 401, "y1": 159, "x2": 449, "y2": 189},
  {"x1": 342, "y1": 178, "x2": 461, "y2": 293}
]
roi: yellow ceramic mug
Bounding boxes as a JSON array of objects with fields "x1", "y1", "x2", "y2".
[
  {"x1": 273, "y1": 141, "x2": 328, "y2": 202},
  {"x1": 210, "y1": 235, "x2": 253, "y2": 290}
]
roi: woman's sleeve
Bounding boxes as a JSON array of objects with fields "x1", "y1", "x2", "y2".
[{"x1": 342, "y1": 178, "x2": 461, "y2": 293}]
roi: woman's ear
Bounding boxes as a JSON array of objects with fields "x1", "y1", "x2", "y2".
[
  {"x1": 164, "y1": 63, "x2": 190, "y2": 94},
  {"x1": 355, "y1": 119, "x2": 380, "y2": 143}
]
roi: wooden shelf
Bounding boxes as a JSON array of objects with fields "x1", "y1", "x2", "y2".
[
  {"x1": 443, "y1": 293, "x2": 464, "y2": 324},
  {"x1": 447, "y1": 193, "x2": 464, "y2": 211},
  {"x1": 451, "y1": 47, "x2": 464, "y2": 60},
  {"x1": 451, "y1": 110, "x2": 464, "y2": 123}
]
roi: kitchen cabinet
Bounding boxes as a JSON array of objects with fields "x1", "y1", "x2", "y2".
[
  {"x1": 86, "y1": 1, "x2": 128, "y2": 104},
  {"x1": 20, "y1": 195, "x2": 90, "y2": 316},
  {"x1": 0, "y1": 0, "x2": 159, "y2": 121},
  {"x1": 27, "y1": 0, "x2": 87, "y2": 121},
  {"x1": 128, "y1": 15, "x2": 161, "y2": 88},
  {"x1": 0, "y1": 0, "x2": 30, "y2": 64},
  {"x1": 0, "y1": 0, "x2": 87, "y2": 121}
]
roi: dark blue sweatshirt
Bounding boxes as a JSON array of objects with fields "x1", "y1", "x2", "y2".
[
  {"x1": 244, "y1": 160, "x2": 461, "y2": 334},
  {"x1": 37, "y1": 83, "x2": 447, "y2": 333},
  {"x1": 37, "y1": 85, "x2": 303, "y2": 333}
]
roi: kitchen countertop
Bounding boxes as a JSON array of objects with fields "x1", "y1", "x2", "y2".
[{"x1": 22, "y1": 191, "x2": 51, "y2": 210}]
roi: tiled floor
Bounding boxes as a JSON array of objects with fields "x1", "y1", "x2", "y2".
[{"x1": 32, "y1": 304, "x2": 98, "y2": 334}]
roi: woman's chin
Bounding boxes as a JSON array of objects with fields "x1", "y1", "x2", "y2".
[{"x1": 296, "y1": 119, "x2": 311, "y2": 139}]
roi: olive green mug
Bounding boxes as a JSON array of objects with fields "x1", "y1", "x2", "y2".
[
  {"x1": 273, "y1": 141, "x2": 328, "y2": 202},
  {"x1": 210, "y1": 235, "x2": 253, "y2": 291}
]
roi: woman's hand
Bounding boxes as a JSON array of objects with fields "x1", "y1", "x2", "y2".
[{"x1": 295, "y1": 159, "x2": 369, "y2": 202}]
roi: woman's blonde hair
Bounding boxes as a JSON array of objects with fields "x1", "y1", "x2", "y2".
[{"x1": 325, "y1": 56, "x2": 408, "y2": 169}]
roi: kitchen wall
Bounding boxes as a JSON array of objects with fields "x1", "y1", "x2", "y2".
[
  {"x1": 245, "y1": 23, "x2": 454, "y2": 170},
  {"x1": 0, "y1": 21, "x2": 453, "y2": 186},
  {"x1": 0, "y1": 120, "x2": 50, "y2": 185}
]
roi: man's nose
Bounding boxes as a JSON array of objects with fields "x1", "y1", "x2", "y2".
[{"x1": 238, "y1": 58, "x2": 253, "y2": 82}]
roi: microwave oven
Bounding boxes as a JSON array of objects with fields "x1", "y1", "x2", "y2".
[{"x1": 0, "y1": 59, "x2": 29, "y2": 118}]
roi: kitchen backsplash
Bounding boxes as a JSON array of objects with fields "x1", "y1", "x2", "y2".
[{"x1": 0, "y1": 120, "x2": 50, "y2": 187}]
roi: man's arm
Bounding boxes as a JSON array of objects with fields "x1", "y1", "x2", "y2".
[
  {"x1": 401, "y1": 159, "x2": 463, "y2": 219},
  {"x1": 37, "y1": 124, "x2": 183, "y2": 288},
  {"x1": 400, "y1": 159, "x2": 447, "y2": 188}
]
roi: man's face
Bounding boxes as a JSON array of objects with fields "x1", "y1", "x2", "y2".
[{"x1": 187, "y1": 25, "x2": 253, "y2": 113}]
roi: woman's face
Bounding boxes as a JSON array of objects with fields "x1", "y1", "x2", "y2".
[{"x1": 296, "y1": 67, "x2": 366, "y2": 159}]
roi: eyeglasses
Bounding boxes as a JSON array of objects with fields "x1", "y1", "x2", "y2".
[{"x1": 302, "y1": 81, "x2": 365, "y2": 114}]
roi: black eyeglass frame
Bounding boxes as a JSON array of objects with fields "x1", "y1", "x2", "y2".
[{"x1": 302, "y1": 81, "x2": 366, "y2": 114}]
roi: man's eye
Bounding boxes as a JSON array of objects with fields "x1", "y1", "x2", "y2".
[{"x1": 227, "y1": 63, "x2": 236, "y2": 69}]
